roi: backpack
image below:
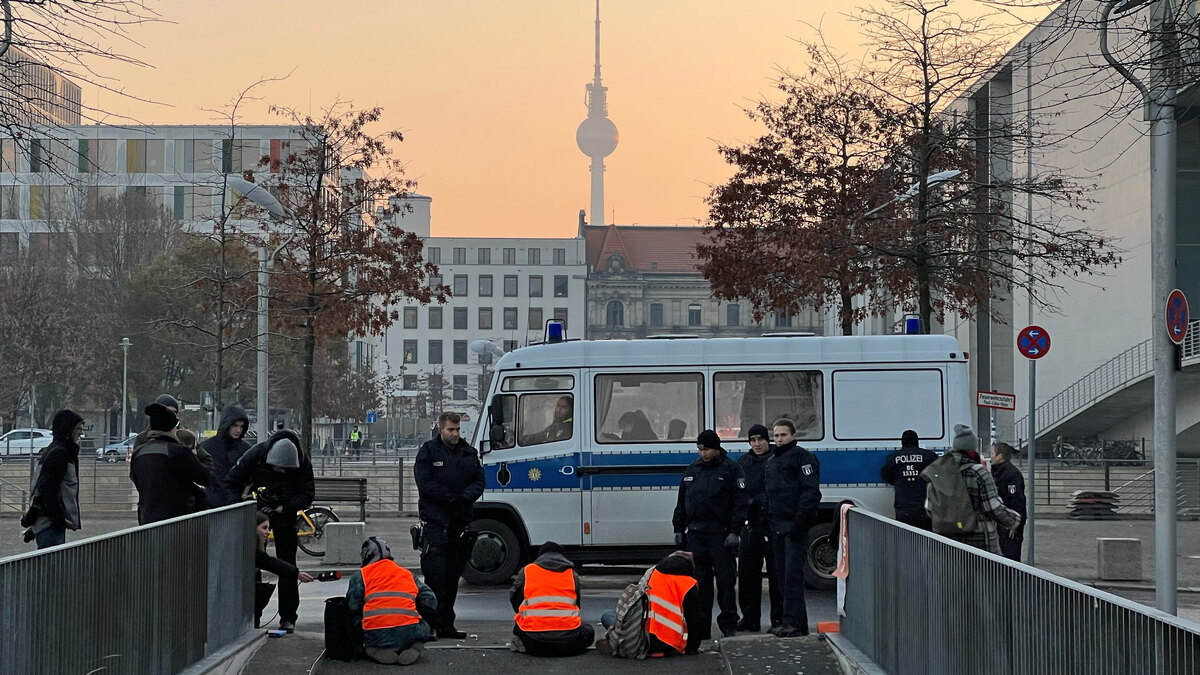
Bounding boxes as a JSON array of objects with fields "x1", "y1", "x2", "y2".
[
  {"x1": 921, "y1": 453, "x2": 978, "y2": 536},
  {"x1": 600, "y1": 568, "x2": 654, "y2": 659}
]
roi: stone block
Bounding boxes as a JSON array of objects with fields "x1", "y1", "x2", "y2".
[
  {"x1": 325, "y1": 522, "x2": 366, "y2": 565},
  {"x1": 1097, "y1": 537, "x2": 1142, "y2": 581}
]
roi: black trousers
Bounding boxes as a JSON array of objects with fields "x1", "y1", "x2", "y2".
[
  {"x1": 999, "y1": 532, "x2": 1023, "y2": 562},
  {"x1": 420, "y1": 523, "x2": 472, "y2": 632},
  {"x1": 771, "y1": 529, "x2": 809, "y2": 631},
  {"x1": 737, "y1": 524, "x2": 781, "y2": 629},
  {"x1": 269, "y1": 512, "x2": 300, "y2": 623},
  {"x1": 514, "y1": 624, "x2": 595, "y2": 657},
  {"x1": 687, "y1": 531, "x2": 738, "y2": 638}
]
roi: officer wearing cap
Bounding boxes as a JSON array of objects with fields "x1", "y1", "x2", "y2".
[
  {"x1": 735, "y1": 424, "x2": 781, "y2": 632},
  {"x1": 672, "y1": 429, "x2": 749, "y2": 640}
]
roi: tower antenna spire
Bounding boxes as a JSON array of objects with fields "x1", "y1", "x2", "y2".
[
  {"x1": 577, "y1": 0, "x2": 618, "y2": 226},
  {"x1": 594, "y1": 0, "x2": 602, "y2": 83}
]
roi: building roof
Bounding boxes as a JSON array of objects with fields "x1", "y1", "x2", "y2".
[{"x1": 582, "y1": 224, "x2": 713, "y2": 273}]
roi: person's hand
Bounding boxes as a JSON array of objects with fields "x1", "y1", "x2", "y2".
[
  {"x1": 724, "y1": 533, "x2": 740, "y2": 549},
  {"x1": 674, "y1": 532, "x2": 685, "y2": 547},
  {"x1": 298, "y1": 572, "x2": 315, "y2": 583}
]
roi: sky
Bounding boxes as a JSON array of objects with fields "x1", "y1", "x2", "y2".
[{"x1": 87, "y1": 1, "x2": 1034, "y2": 238}]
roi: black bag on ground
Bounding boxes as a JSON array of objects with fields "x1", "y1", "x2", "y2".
[{"x1": 324, "y1": 596, "x2": 363, "y2": 662}]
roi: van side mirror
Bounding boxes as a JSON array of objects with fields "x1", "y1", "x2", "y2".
[{"x1": 489, "y1": 423, "x2": 511, "y2": 451}]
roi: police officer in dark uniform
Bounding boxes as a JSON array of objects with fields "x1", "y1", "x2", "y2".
[
  {"x1": 735, "y1": 423, "x2": 781, "y2": 632},
  {"x1": 989, "y1": 441, "x2": 1027, "y2": 561},
  {"x1": 764, "y1": 418, "x2": 821, "y2": 638},
  {"x1": 415, "y1": 411, "x2": 486, "y2": 639},
  {"x1": 880, "y1": 429, "x2": 938, "y2": 530},
  {"x1": 672, "y1": 429, "x2": 749, "y2": 639}
]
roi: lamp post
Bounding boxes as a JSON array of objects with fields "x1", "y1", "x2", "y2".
[{"x1": 120, "y1": 337, "x2": 131, "y2": 437}]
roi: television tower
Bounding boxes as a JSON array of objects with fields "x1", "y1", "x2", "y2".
[{"x1": 576, "y1": 0, "x2": 618, "y2": 226}]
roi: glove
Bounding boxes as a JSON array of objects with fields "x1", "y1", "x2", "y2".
[
  {"x1": 724, "y1": 533, "x2": 740, "y2": 549},
  {"x1": 674, "y1": 532, "x2": 685, "y2": 547}
]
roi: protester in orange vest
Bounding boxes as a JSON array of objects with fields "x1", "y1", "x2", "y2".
[
  {"x1": 644, "y1": 550, "x2": 704, "y2": 655},
  {"x1": 346, "y1": 537, "x2": 438, "y2": 665},
  {"x1": 509, "y1": 541, "x2": 593, "y2": 656}
]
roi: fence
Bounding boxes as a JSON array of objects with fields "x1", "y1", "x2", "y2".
[
  {"x1": 1016, "y1": 456, "x2": 1200, "y2": 517},
  {"x1": 840, "y1": 508, "x2": 1200, "y2": 674},
  {"x1": 0, "y1": 503, "x2": 256, "y2": 675},
  {"x1": 312, "y1": 451, "x2": 417, "y2": 513}
]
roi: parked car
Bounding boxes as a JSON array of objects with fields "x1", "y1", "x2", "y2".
[
  {"x1": 96, "y1": 433, "x2": 137, "y2": 463},
  {"x1": 0, "y1": 428, "x2": 54, "y2": 457}
]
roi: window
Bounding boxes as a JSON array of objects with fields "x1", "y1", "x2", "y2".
[
  {"x1": 403, "y1": 307, "x2": 418, "y2": 329},
  {"x1": 594, "y1": 373, "x2": 704, "y2": 443},
  {"x1": 502, "y1": 375, "x2": 574, "y2": 392},
  {"x1": 453, "y1": 247, "x2": 466, "y2": 264},
  {"x1": 832, "y1": 369, "x2": 942, "y2": 441},
  {"x1": 553, "y1": 275, "x2": 568, "y2": 298},
  {"x1": 478, "y1": 248, "x2": 491, "y2": 264},
  {"x1": 503, "y1": 339, "x2": 517, "y2": 352},
  {"x1": 428, "y1": 307, "x2": 443, "y2": 329},
  {"x1": 527, "y1": 248, "x2": 540, "y2": 265},
  {"x1": 714, "y1": 371, "x2": 823, "y2": 442},
  {"x1": 688, "y1": 304, "x2": 702, "y2": 327},
  {"x1": 403, "y1": 374, "x2": 418, "y2": 390},
  {"x1": 453, "y1": 307, "x2": 468, "y2": 330},
  {"x1": 0, "y1": 232, "x2": 19, "y2": 262},
  {"x1": 427, "y1": 246, "x2": 441, "y2": 264},
  {"x1": 453, "y1": 274, "x2": 468, "y2": 296},
  {"x1": 606, "y1": 301, "x2": 624, "y2": 327},
  {"x1": 429, "y1": 274, "x2": 443, "y2": 289},
  {"x1": 503, "y1": 307, "x2": 518, "y2": 330},
  {"x1": 503, "y1": 275, "x2": 518, "y2": 297},
  {"x1": 553, "y1": 307, "x2": 569, "y2": 329},
  {"x1": 726, "y1": 304, "x2": 740, "y2": 327},
  {"x1": 553, "y1": 248, "x2": 566, "y2": 265},
  {"x1": 519, "y1": 393, "x2": 574, "y2": 446},
  {"x1": 479, "y1": 274, "x2": 493, "y2": 296},
  {"x1": 453, "y1": 340, "x2": 468, "y2": 364},
  {"x1": 528, "y1": 307, "x2": 543, "y2": 330},
  {"x1": 650, "y1": 303, "x2": 664, "y2": 327},
  {"x1": 529, "y1": 275, "x2": 543, "y2": 297},
  {"x1": 453, "y1": 375, "x2": 468, "y2": 401},
  {"x1": 503, "y1": 247, "x2": 516, "y2": 265},
  {"x1": 428, "y1": 340, "x2": 443, "y2": 364},
  {"x1": 774, "y1": 309, "x2": 792, "y2": 328},
  {"x1": 479, "y1": 307, "x2": 493, "y2": 330},
  {"x1": 0, "y1": 185, "x2": 19, "y2": 219},
  {"x1": 402, "y1": 340, "x2": 417, "y2": 364}
]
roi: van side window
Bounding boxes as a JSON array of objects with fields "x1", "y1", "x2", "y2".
[
  {"x1": 831, "y1": 369, "x2": 943, "y2": 441},
  {"x1": 595, "y1": 373, "x2": 703, "y2": 443},
  {"x1": 714, "y1": 371, "x2": 824, "y2": 441},
  {"x1": 519, "y1": 393, "x2": 574, "y2": 446}
]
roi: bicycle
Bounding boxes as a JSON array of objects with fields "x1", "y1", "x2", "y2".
[
  {"x1": 1052, "y1": 436, "x2": 1083, "y2": 467},
  {"x1": 267, "y1": 505, "x2": 339, "y2": 557}
]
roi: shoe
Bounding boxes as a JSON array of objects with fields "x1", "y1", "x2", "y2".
[
  {"x1": 736, "y1": 620, "x2": 759, "y2": 632},
  {"x1": 684, "y1": 645, "x2": 702, "y2": 655},
  {"x1": 721, "y1": 629, "x2": 737, "y2": 638},
  {"x1": 510, "y1": 635, "x2": 526, "y2": 653},
  {"x1": 279, "y1": 621, "x2": 295, "y2": 633},
  {"x1": 365, "y1": 646, "x2": 400, "y2": 664},
  {"x1": 773, "y1": 624, "x2": 808, "y2": 638},
  {"x1": 439, "y1": 627, "x2": 467, "y2": 639},
  {"x1": 397, "y1": 644, "x2": 423, "y2": 665},
  {"x1": 595, "y1": 638, "x2": 614, "y2": 656}
]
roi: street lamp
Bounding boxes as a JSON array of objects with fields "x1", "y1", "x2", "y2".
[{"x1": 120, "y1": 337, "x2": 131, "y2": 437}]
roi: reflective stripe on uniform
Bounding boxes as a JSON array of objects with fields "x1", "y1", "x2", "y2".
[
  {"x1": 520, "y1": 595, "x2": 578, "y2": 606},
  {"x1": 518, "y1": 608, "x2": 581, "y2": 618},
  {"x1": 366, "y1": 590, "x2": 416, "y2": 602},
  {"x1": 646, "y1": 611, "x2": 684, "y2": 634},
  {"x1": 363, "y1": 607, "x2": 421, "y2": 618},
  {"x1": 648, "y1": 596, "x2": 683, "y2": 615}
]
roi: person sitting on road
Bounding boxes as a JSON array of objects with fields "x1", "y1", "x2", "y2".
[
  {"x1": 346, "y1": 537, "x2": 438, "y2": 665},
  {"x1": 510, "y1": 541, "x2": 593, "y2": 656},
  {"x1": 598, "y1": 550, "x2": 704, "y2": 656},
  {"x1": 254, "y1": 510, "x2": 314, "y2": 629}
]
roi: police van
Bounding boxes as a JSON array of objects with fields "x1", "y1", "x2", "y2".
[{"x1": 463, "y1": 330, "x2": 971, "y2": 587}]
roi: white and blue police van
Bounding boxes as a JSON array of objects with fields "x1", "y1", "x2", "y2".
[{"x1": 463, "y1": 328, "x2": 971, "y2": 587}]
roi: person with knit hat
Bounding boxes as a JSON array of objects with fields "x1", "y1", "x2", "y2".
[
  {"x1": 735, "y1": 423, "x2": 781, "y2": 632},
  {"x1": 227, "y1": 429, "x2": 315, "y2": 632},
  {"x1": 932, "y1": 424, "x2": 1021, "y2": 555},
  {"x1": 509, "y1": 541, "x2": 593, "y2": 656},
  {"x1": 130, "y1": 403, "x2": 212, "y2": 525},
  {"x1": 21, "y1": 409, "x2": 85, "y2": 548},
  {"x1": 880, "y1": 429, "x2": 938, "y2": 531},
  {"x1": 346, "y1": 537, "x2": 437, "y2": 664},
  {"x1": 672, "y1": 429, "x2": 749, "y2": 640}
]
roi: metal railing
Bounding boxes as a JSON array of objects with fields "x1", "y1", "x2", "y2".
[
  {"x1": 313, "y1": 453, "x2": 416, "y2": 513},
  {"x1": 1014, "y1": 457, "x2": 1200, "y2": 516},
  {"x1": 1013, "y1": 318, "x2": 1200, "y2": 441},
  {"x1": 840, "y1": 508, "x2": 1200, "y2": 674},
  {"x1": 0, "y1": 476, "x2": 28, "y2": 512},
  {"x1": 0, "y1": 503, "x2": 256, "y2": 675}
]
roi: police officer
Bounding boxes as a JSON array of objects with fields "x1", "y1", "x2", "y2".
[
  {"x1": 672, "y1": 429, "x2": 748, "y2": 640},
  {"x1": 764, "y1": 418, "x2": 821, "y2": 638},
  {"x1": 414, "y1": 411, "x2": 485, "y2": 639},
  {"x1": 880, "y1": 429, "x2": 938, "y2": 530},
  {"x1": 735, "y1": 423, "x2": 781, "y2": 632},
  {"x1": 989, "y1": 441, "x2": 1027, "y2": 561}
]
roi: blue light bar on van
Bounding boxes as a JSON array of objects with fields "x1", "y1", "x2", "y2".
[
  {"x1": 904, "y1": 314, "x2": 922, "y2": 335},
  {"x1": 545, "y1": 319, "x2": 566, "y2": 344}
]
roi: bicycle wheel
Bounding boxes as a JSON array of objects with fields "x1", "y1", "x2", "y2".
[
  {"x1": 1062, "y1": 449, "x2": 1082, "y2": 467},
  {"x1": 296, "y1": 506, "x2": 340, "y2": 557}
]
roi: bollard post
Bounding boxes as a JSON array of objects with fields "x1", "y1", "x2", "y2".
[{"x1": 1105, "y1": 459, "x2": 1111, "y2": 492}]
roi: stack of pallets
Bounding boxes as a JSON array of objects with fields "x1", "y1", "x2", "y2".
[{"x1": 1069, "y1": 490, "x2": 1120, "y2": 519}]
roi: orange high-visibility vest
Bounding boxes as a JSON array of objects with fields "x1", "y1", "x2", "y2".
[
  {"x1": 514, "y1": 563, "x2": 582, "y2": 632},
  {"x1": 646, "y1": 569, "x2": 697, "y2": 653},
  {"x1": 361, "y1": 559, "x2": 421, "y2": 631}
]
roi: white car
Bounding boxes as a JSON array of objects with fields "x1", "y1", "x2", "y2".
[{"x1": 0, "y1": 428, "x2": 54, "y2": 456}]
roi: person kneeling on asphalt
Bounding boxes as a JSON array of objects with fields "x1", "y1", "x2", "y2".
[
  {"x1": 598, "y1": 550, "x2": 704, "y2": 657},
  {"x1": 510, "y1": 541, "x2": 593, "y2": 656},
  {"x1": 347, "y1": 537, "x2": 438, "y2": 666}
]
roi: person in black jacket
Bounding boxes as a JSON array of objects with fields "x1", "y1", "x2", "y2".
[
  {"x1": 129, "y1": 403, "x2": 212, "y2": 525},
  {"x1": 989, "y1": 441, "x2": 1027, "y2": 561},
  {"x1": 415, "y1": 411, "x2": 485, "y2": 639},
  {"x1": 736, "y1": 423, "x2": 781, "y2": 632},
  {"x1": 21, "y1": 409, "x2": 85, "y2": 548},
  {"x1": 227, "y1": 429, "x2": 315, "y2": 632},
  {"x1": 254, "y1": 510, "x2": 314, "y2": 628},
  {"x1": 672, "y1": 429, "x2": 748, "y2": 639},
  {"x1": 201, "y1": 405, "x2": 251, "y2": 508},
  {"x1": 765, "y1": 418, "x2": 821, "y2": 638},
  {"x1": 880, "y1": 429, "x2": 938, "y2": 530}
]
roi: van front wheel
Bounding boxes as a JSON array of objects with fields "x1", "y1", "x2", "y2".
[
  {"x1": 463, "y1": 518, "x2": 522, "y2": 585},
  {"x1": 803, "y1": 521, "x2": 837, "y2": 590}
]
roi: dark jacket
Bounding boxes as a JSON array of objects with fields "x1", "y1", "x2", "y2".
[
  {"x1": 672, "y1": 452, "x2": 748, "y2": 535},
  {"x1": 24, "y1": 410, "x2": 84, "y2": 531},
  {"x1": 130, "y1": 430, "x2": 212, "y2": 525},
  {"x1": 880, "y1": 445, "x2": 938, "y2": 518},
  {"x1": 510, "y1": 550, "x2": 584, "y2": 641},
  {"x1": 737, "y1": 448, "x2": 772, "y2": 527},
  {"x1": 651, "y1": 553, "x2": 704, "y2": 653},
  {"x1": 990, "y1": 460, "x2": 1027, "y2": 537},
  {"x1": 414, "y1": 435, "x2": 485, "y2": 527},
  {"x1": 226, "y1": 430, "x2": 315, "y2": 514},
  {"x1": 201, "y1": 405, "x2": 251, "y2": 508},
  {"x1": 764, "y1": 441, "x2": 822, "y2": 536}
]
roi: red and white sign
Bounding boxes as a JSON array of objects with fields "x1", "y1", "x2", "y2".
[
  {"x1": 977, "y1": 391, "x2": 1016, "y2": 410},
  {"x1": 1166, "y1": 288, "x2": 1189, "y2": 346}
]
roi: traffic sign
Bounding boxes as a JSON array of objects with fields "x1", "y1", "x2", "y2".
[
  {"x1": 1167, "y1": 288, "x2": 1189, "y2": 345},
  {"x1": 1018, "y1": 325, "x2": 1051, "y2": 360},
  {"x1": 977, "y1": 391, "x2": 1016, "y2": 410},
  {"x1": 365, "y1": 410, "x2": 378, "y2": 424}
]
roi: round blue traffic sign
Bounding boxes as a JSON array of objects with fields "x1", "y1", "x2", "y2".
[
  {"x1": 1167, "y1": 289, "x2": 1189, "y2": 345},
  {"x1": 1018, "y1": 325, "x2": 1051, "y2": 360}
]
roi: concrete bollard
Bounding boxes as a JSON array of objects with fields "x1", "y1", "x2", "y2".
[
  {"x1": 325, "y1": 522, "x2": 367, "y2": 565},
  {"x1": 1097, "y1": 537, "x2": 1142, "y2": 581}
]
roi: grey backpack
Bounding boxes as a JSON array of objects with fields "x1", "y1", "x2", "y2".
[
  {"x1": 921, "y1": 453, "x2": 978, "y2": 536},
  {"x1": 599, "y1": 568, "x2": 654, "y2": 659}
]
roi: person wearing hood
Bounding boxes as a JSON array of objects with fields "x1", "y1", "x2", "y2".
[
  {"x1": 765, "y1": 418, "x2": 822, "y2": 638},
  {"x1": 598, "y1": 550, "x2": 705, "y2": 656},
  {"x1": 509, "y1": 541, "x2": 593, "y2": 656},
  {"x1": 347, "y1": 537, "x2": 437, "y2": 665},
  {"x1": 226, "y1": 429, "x2": 315, "y2": 632},
  {"x1": 940, "y1": 425, "x2": 1021, "y2": 555},
  {"x1": 201, "y1": 404, "x2": 251, "y2": 508},
  {"x1": 129, "y1": 403, "x2": 212, "y2": 525},
  {"x1": 21, "y1": 409, "x2": 85, "y2": 549},
  {"x1": 671, "y1": 429, "x2": 748, "y2": 640},
  {"x1": 133, "y1": 394, "x2": 181, "y2": 448},
  {"x1": 735, "y1": 423, "x2": 781, "y2": 632}
]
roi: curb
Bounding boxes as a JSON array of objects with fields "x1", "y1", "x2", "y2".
[{"x1": 825, "y1": 633, "x2": 886, "y2": 675}]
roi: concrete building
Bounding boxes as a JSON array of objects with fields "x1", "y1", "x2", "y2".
[{"x1": 1, "y1": 46, "x2": 82, "y2": 127}]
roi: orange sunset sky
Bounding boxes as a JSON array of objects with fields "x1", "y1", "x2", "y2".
[{"x1": 90, "y1": 1, "x2": 1044, "y2": 238}]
